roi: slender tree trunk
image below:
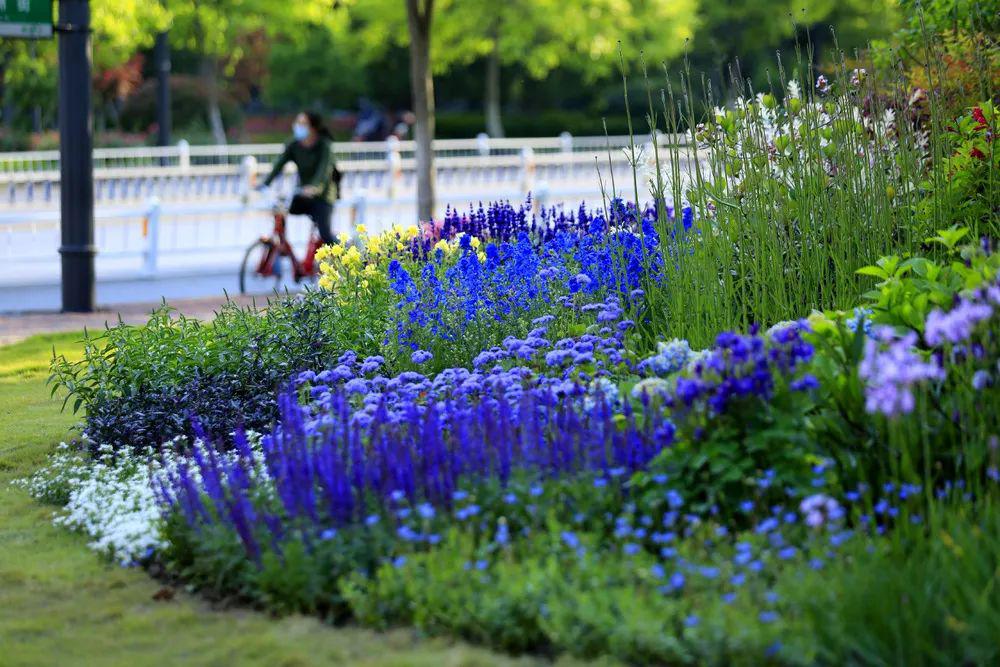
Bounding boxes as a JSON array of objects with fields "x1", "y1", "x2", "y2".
[
  {"x1": 485, "y1": 22, "x2": 504, "y2": 138},
  {"x1": 30, "y1": 42, "x2": 41, "y2": 133},
  {"x1": 201, "y1": 56, "x2": 227, "y2": 145},
  {"x1": 155, "y1": 31, "x2": 171, "y2": 147},
  {"x1": 0, "y1": 54, "x2": 10, "y2": 131},
  {"x1": 406, "y1": 0, "x2": 436, "y2": 221}
]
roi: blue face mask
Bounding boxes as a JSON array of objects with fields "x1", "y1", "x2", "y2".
[{"x1": 292, "y1": 123, "x2": 310, "y2": 141}]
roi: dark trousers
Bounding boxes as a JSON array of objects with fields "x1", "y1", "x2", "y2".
[{"x1": 289, "y1": 195, "x2": 335, "y2": 244}]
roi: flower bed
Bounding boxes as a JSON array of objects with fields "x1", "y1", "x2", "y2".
[{"x1": 34, "y1": 84, "x2": 1000, "y2": 664}]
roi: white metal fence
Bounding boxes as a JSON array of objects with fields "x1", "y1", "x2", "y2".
[
  {"x1": 0, "y1": 133, "x2": 682, "y2": 207},
  {"x1": 0, "y1": 133, "x2": 700, "y2": 287},
  {"x1": 0, "y1": 133, "x2": 679, "y2": 172},
  {"x1": 0, "y1": 185, "x2": 616, "y2": 287}
]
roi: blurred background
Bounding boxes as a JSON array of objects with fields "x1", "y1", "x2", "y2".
[
  {"x1": 2, "y1": 0, "x2": 992, "y2": 313},
  {"x1": 0, "y1": 0, "x2": 905, "y2": 149}
]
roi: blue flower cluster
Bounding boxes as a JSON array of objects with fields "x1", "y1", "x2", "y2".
[
  {"x1": 421, "y1": 197, "x2": 693, "y2": 252},
  {"x1": 159, "y1": 378, "x2": 678, "y2": 563},
  {"x1": 388, "y1": 200, "x2": 693, "y2": 352},
  {"x1": 388, "y1": 232, "x2": 563, "y2": 349},
  {"x1": 293, "y1": 309, "x2": 634, "y2": 433},
  {"x1": 664, "y1": 322, "x2": 817, "y2": 416}
]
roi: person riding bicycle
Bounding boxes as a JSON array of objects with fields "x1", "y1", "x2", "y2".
[{"x1": 260, "y1": 111, "x2": 341, "y2": 244}]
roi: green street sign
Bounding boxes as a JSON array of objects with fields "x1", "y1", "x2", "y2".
[{"x1": 0, "y1": 0, "x2": 53, "y2": 39}]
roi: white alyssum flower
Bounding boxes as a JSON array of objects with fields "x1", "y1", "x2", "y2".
[
  {"x1": 18, "y1": 432, "x2": 267, "y2": 567},
  {"x1": 54, "y1": 461, "x2": 165, "y2": 566}
]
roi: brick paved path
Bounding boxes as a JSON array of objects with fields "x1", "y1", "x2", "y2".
[{"x1": 0, "y1": 294, "x2": 265, "y2": 345}]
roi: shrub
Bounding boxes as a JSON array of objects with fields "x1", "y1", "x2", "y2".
[
  {"x1": 119, "y1": 75, "x2": 243, "y2": 135},
  {"x1": 50, "y1": 290, "x2": 391, "y2": 451}
]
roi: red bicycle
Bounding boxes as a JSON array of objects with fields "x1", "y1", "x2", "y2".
[{"x1": 239, "y1": 191, "x2": 323, "y2": 295}]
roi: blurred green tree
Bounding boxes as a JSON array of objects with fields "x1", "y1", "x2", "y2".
[
  {"x1": 168, "y1": 0, "x2": 344, "y2": 143},
  {"x1": 0, "y1": 0, "x2": 167, "y2": 134},
  {"x1": 351, "y1": 0, "x2": 698, "y2": 137},
  {"x1": 685, "y1": 0, "x2": 900, "y2": 100}
]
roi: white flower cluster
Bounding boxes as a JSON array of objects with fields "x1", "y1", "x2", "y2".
[
  {"x1": 54, "y1": 454, "x2": 165, "y2": 566},
  {"x1": 15, "y1": 440, "x2": 90, "y2": 505},
  {"x1": 18, "y1": 440, "x2": 165, "y2": 566},
  {"x1": 18, "y1": 433, "x2": 270, "y2": 567}
]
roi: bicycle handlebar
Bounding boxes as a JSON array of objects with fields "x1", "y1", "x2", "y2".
[{"x1": 252, "y1": 186, "x2": 303, "y2": 213}]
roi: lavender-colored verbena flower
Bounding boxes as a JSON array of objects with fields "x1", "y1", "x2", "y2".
[
  {"x1": 859, "y1": 327, "x2": 944, "y2": 417},
  {"x1": 411, "y1": 349, "x2": 434, "y2": 365},
  {"x1": 799, "y1": 494, "x2": 843, "y2": 528},
  {"x1": 924, "y1": 299, "x2": 993, "y2": 347}
]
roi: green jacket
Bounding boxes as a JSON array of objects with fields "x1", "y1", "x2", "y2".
[{"x1": 264, "y1": 137, "x2": 337, "y2": 203}]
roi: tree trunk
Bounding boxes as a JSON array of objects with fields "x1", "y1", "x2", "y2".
[
  {"x1": 406, "y1": 0, "x2": 436, "y2": 221},
  {"x1": 0, "y1": 54, "x2": 10, "y2": 131},
  {"x1": 30, "y1": 42, "x2": 41, "y2": 133},
  {"x1": 155, "y1": 31, "x2": 171, "y2": 147},
  {"x1": 201, "y1": 56, "x2": 227, "y2": 145},
  {"x1": 485, "y1": 22, "x2": 504, "y2": 138}
]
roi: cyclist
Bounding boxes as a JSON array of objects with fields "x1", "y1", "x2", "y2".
[{"x1": 260, "y1": 111, "x2": 341, "y2": 244}]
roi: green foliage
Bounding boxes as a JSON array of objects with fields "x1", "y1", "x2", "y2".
[
  {"x1": 634, "y1": 359, "x2": 821, "y2": 520},
  {"x1": 264, "y1": 24, "x2": 370, "y2": 110},
  {"x1": 351, "y1": 0, "x2": 697, "y2": 81},
  {"x1": 638, "y1": 61, "x2": 930, "y2": 348},
  {"x1": 857, "y1": 227, "x2": 1000, "y2": 332},
  {"x1": 787, "y1": 502, "x2": 1000, "y2": 666},
  {"x1": 0, "y1": 42, "x2": 57, "y2": 131},
  {"x1": 120, "y1": 75, "x2": 243, "y2": 134},
  {"x1": 48, "y1": 290, "x2": 393, "y2": 450},
  {"x1": 803, "y1": 233, "x2": 1000, "y2": 493},
  {"x1": 90, "y1": 0, "x2": 170, "y2": 70},
  {"x1": 918, "y1": 102, "x2": 999, "y2": 239}
]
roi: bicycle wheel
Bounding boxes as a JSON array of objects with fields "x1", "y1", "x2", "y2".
[{"x1": 239, "y1": 240, "x2": 281, "y2": 295}]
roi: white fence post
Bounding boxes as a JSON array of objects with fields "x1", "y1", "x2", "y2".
[
  {"x1": 177, "y1": 139, "x2": 191, "y2": 173},
  {"x1": 534, "y1": 183, "x2": 550, "y2": 212},
  {"x1": 142, "y1": 197, "x2": 161, "y2": 276},
  {"x1": 386, "y1": 136, "x2": 402, "y2": 199},
  {"x1": 520, "y1": 146, "x2": 536, "y2": 195},
  {"x1": 239, "y1": 155, "x2": 258, "y2": 196},
  {"x1": 559, "y1": 131, "x2": 573, "y2": 153},
  {"x1": 476, "y1": 132, "x2": 490, "y2": 156}
]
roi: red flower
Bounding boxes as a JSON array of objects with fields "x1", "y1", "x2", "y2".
[
  {"x1": 970, "y1": 147, "x2": 986, "y2": 160},
  {"x1": 972, "y1": 107, "x2": 988, "y2": 131}
]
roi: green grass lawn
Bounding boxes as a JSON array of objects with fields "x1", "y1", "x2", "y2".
[{"x1": 0, "y1": 332, "x2": 582, "y2": 667}]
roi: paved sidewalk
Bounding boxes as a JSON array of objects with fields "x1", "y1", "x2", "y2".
[{"x1": 0, "y1": 294, "x2": 267, "y2": 345}]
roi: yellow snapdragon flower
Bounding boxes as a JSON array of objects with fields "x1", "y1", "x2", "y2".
[{"x1": 343, "y1": 246, "x2": 363, "y2": 269}]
